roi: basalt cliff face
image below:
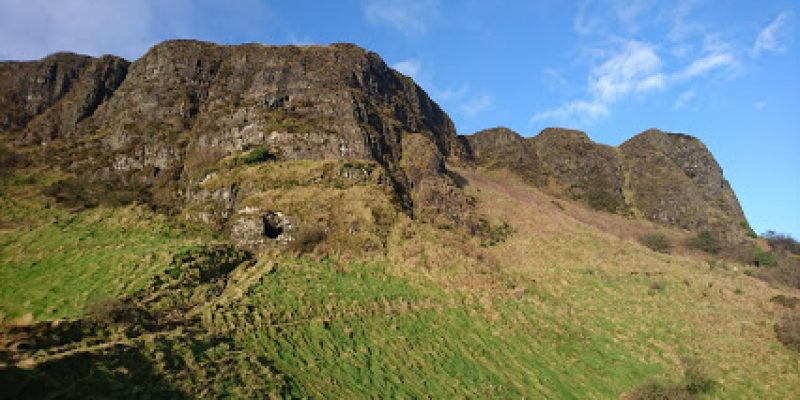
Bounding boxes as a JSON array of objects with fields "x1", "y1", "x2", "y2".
[
  {"x1": 462, "y1": 127, "x2": 751, "y2": 241},
  {"x1": 0, "y1": 40, "x2": 750, "y2": 246},
  {"x1": 1, "y1": 40, "x2": 471, "y2": 252}
]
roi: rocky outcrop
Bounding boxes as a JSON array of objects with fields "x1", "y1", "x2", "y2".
[
  {"x1": 0, "y1": 52, "x2": 129, "y2": 144},
  {"x1": 1, "y1": 40, "x2": 751, "y2": 244},
  {"x1": 619, "y1": 129, "x2": 748, "y2": 240},
  {"x1": 463, "y1": 127, "x2": 751, "y2": 240},
  {"x1": 464, "y1": 127, "x2": 624, "y2": 212},
  {"x1": 2, "y1": 40, "x2": 470, "y2": 248}
]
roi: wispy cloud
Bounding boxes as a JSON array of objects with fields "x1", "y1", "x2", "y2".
[
  {"x1": 672, "y1": 51, "x2": 736, "y2": 81},
  {"x1": 459, "y1": 94, "x2": 493, "y2": 118},
  {"x1": 753, "y1": 11, "x2": 791, "y2": 56},
  {"x1": 433, "y1": 85, "x2": 492, "y2": 118},
  {"x1": 391, "y1": 59, "x2": 422, "y2": 80},
  {"x1": 531, "y1": 100, "x2": 609, "y2": 126},
  {"x1": 533, "y1": 40, "x2": 663, "y2": 126},
  {"x1": 0, "y1": 0, "x2": 281, "y2": 61},
  {"x1": 588, "y1": 41, "x2": 665, "y2": 102},
  {"x1": 536, "y1": 0, "x2": 752, "y2": 129},
  {"x1": 573, "y1": 0, "x2": 654, "y2": 36},
  {"x1": 665, "y1": 0, "x2": 703, "y2": 42},
  {"x1": 754, "y1": 100, "x2": 767, "y2": 110},
  {"x1": 674, "y1": 88, "x2": 696, "y2": 109},
  {"x1": 391, "y1": 59, "x2": 492, "y2": 119},
  {"x1": 362, "y1": 0, "x2": 440, "y2": 36},
  {"x1": 0, "y1": 0, "x2": 158, "y2": 60}
]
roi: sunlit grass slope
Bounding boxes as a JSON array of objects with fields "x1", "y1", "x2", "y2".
[
  {"x1": 0, "y1": 175, "x2": 209, "y2": 321},
  {"x1": 1, "y1": 167, "x2": 798, "y2": 399}
]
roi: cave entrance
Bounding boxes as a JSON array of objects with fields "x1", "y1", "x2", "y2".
[{"x1": 262, "y1": 212, "x2": 285, "y2": 239}]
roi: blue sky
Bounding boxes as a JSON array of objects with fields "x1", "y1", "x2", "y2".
[{"x1": 1, "y1": 0, "x2": 798, "y2": 237}]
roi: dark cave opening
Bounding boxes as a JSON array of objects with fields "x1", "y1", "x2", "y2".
[{"x1": 263, "y1": 214, "x2": 284, "y2": 239}]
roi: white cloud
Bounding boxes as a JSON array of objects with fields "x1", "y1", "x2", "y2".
[
  {"x1": 391, "y1": 59, "x2": 422, "y2": 80},
  {"x1": 459, "y1": 94, "x2": 492, "y2": 118},
  {"x1": 754, "y1": 100, "x2": 767, "y2": 110},
  {"x1": 674, "y1": 88, "x2": 696, "y2": 109},
  {"x1": 665, "y1": 0, "x2": 703, "y2": 42},
  {"x1": 531, "y1": 100, "x2": 609, "y2": 126},
  {"x1": 753, "y1": 11, "x2": 791, "y2": 56},
  {"x1": 531, "y1": 33, "x2": 742, "y2": 127},
  {"x1": 0, "y1": 0, "x2": 282, "y2": 61},
  {"x1": 362, "y1": 0, "x2": 439, "y2": 36},
  {"x1": 672, "y1": 52, "x2": 736, "y2": 81},
  {"x1": 589, "y1": 41, "x2": 664, "y2": 102},
  {"x1": 0, "y1": 0, "x2": 159, "y2": 60},
  {"x1": 431, "y1": 84, "x2": 468, "y2": 102},
  {"x1": 573, "y1": 1, "x2": 599, "y2": 35},
  {"x1": 532, "y1": 41, "x2": 663, "y2": 126},
  {"x1": 573, "y1": 0, "x2": 655, "y2": 36}
]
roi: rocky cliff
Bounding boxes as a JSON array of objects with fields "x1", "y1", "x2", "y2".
[
  {"x1": 0, "y1": 40, "x2": 471, "y2": 252},
  {"x1": 463, "y1": 127, "x2": 751, "y2": 240},
  {"x1": 0, "y1": 40, "x2": 751, "y2": 246},
  {"x1": 0, "y1": 52, "x2": 129, "y2": 145}
]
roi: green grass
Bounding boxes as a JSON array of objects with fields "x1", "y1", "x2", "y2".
[
  {"x1": 3, "y1": 167, "x2": 800, "y2": 399},
  {"x1": 0, "y1": 182, "x2": 209, "y2": 321},
  {"x1": 193, "y1": 257, "x2": 663, "y2": 398}
]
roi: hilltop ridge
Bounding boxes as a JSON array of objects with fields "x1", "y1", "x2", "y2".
[
  {"x1": 1, "y1": 39, "x2": 751, "y2": 248},
  {"x1": 462, "y1": 126, "x2": 751, "y2": 240}
]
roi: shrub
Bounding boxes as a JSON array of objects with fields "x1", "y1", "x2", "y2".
[
  {"x1": 587, "y1": 188, "x2": 619, "y2": 212},
  {"x1": 241, "y1": 147, "x2": 274, "y2": 165},
  {"x1": 681, "y1": 357, "x2": 716, "y2": 394},
  {"x1": 474, "y1": 218, "x2": 513, "y2": 247},
  {"x1": 686, "y1": 231, "x2": 722, "y2": 254},
  {"x1": 775, "y1": 311, "x2": 800, "y2": 352},
  {"x1": 770, "y1": 295, "x2": 799, "y2": 309},
  {"x1": 763, "y1": 230, "x2": 800, "y2": 255},
  {"x1": 626, "y1": 357, "x2": 715, "y2": 399},
  {"x1": 626, "y1": 381, "x2": 694, "y2": 400},
  {"x1": 639, "y1": 233, "x2": 672, "y2": 254},
  {"x1": 753, "y1": 249, "x2": 778, "y2": 267},
  {"x1": 44, "y1": 178, "x2": 151, "y2": 209}
]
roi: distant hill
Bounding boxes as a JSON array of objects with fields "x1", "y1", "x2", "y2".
[{"x1": 462, "y1": 127, "x2": 752, "y2": 241}]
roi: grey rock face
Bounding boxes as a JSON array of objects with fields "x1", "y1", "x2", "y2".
[
  {"x1": 231, "y1": 209, "x2": 297, "y2": 250},
  {"x1": 464, "y1": 127, "x2": 624, "y2": 212},
  {"x1": 0, "y1": 52, "x2": 129, "y2": 144},
  {"x1": 619, "y1": 129, "x2": 749, "y2": 240},
  {"x1": 462, "y1": 127, "x2": 751, "y2": 240},
  {"x1": 4, "y1": 40, "x2": 469, "y2": 232}
]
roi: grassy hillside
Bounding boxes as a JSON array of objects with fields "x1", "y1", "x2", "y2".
[
  {"x1": 1, "y1": 167, "x2": 798, "y2": 398},
  {"x1": 0, "y1": 174, "x2": 210, "y2": 321}
]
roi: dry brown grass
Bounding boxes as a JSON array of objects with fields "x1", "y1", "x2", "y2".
[{"x1": 412, "y1": 164, "x2": 800, "y2": 397}]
